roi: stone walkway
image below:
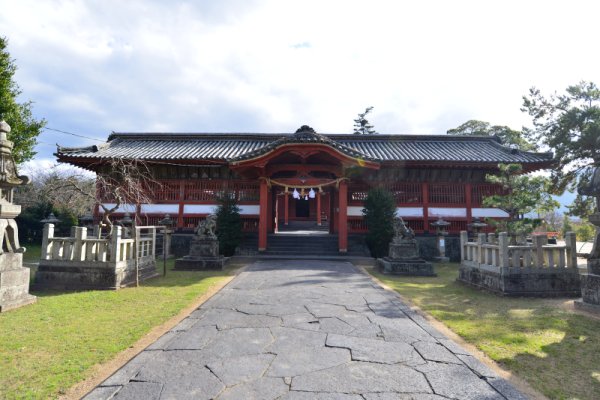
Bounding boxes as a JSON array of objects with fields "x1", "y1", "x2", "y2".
[{"x1": 84, "y1": 261, "x2": 528, "y2": 400}]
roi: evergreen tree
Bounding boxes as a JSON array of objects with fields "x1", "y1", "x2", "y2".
[
  {"x1": 215, "y1": 192, "x2": 242, "y2": 256},
  {"x1": 561, "y1": 216, "x2": 573, "y2": 239},
  {"x1": 447, "y1": 119, "x2": 535, "y2": 151},
  {"x1": 483, "y1": 163, "x2": 559, "y2": 242},
  {"x1": 0, "y1": 36, "x2": 45, "y2": 164},
  {"x1": 362, "y1": 187, "x2": 396, "y2": 257},
  {"x1": 353, "y1": 106, "x2": 377, "y2": 135},
  {"x1": 522, "y1": 81, "x2": 600, "y2": 219}
]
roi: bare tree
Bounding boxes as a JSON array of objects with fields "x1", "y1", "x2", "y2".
[{"x1": 37, "y1": 158, "x2": 159, "y2": 236}]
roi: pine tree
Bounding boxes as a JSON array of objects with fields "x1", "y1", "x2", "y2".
[
  {"x1": 362, "y1": 187, "x2": 396, "y2": 257},
  {"x1": 0, "y1": 36, "x2": 45, "y2": 164},
  {"x1": 353, "y1": 106, "x2": 377, "y2": 135},
  {"x1": 216, "y1": 192, "x2": 242, "y2": 256}
]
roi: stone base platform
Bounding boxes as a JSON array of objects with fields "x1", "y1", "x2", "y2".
[
  {"x1": 0, "y1": 253, "x2": 36, "y2": 312},
  {"x1": 377, "y1": 257, "x2": 436, "y2": 276},
  {"x1": 458, "y1": 264, "x2": 581, "y2": 297},
  {"x1": 174, "y1": 257, "x2": 225, "y2": 270},
  {"x1": 34, "y1": 257, "x2": 158, "y2": 290},
  {"x1": 575, "y1": 272, "x2": 600, "y2": 313}
]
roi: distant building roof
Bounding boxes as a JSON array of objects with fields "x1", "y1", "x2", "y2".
[{"x1": 56, "y1": 129, "x2": 554, "y2": 170}]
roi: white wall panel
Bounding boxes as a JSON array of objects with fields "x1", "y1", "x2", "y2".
[
  {"x1": 428, "y1": 207, "x2": 467, "y2": 217},
  {"x1": 472, "y1": 208, "x2": 509, "y2": 218},
  {"x1": 140, "y1": 204, "x2": 179, "y2": 214}
]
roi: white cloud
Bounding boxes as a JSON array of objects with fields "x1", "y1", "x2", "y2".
[{"x1": 0, "y1": 0, "x2": 598, "y2": 158}]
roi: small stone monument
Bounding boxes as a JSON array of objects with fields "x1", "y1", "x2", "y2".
[
  {"x1": 377, "y1": 217, "x2": 435, "y2": 276},
  {"x1": 175, "y1": 214, "x2": 225, "y2": 270},
  {"x1": 575, "y1": 165, "x2": 600, "y2": 313},
  {"x1": 0, "y1": 120, "x2": 36, "y2": 312}
]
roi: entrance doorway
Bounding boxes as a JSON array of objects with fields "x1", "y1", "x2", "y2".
[{"x1": 295, "y1": 198, "x2": 309, "y2": 218}]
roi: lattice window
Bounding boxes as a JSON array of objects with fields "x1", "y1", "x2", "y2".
[{"x1": 429, "y1": 184, "x2": 465, "y2": 204}]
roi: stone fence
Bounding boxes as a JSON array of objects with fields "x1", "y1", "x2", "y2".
[
  {"x1": 458, "y1": 231, "x2": 581, "y2": 296},
  {"x1": 34, "y1": 224, "x2": 158, "y2": 290}
]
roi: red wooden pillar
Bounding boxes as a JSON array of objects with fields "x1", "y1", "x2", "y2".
[
  {"x1": 267, "y1": 187, "x2": 273, "y2": 233},
  {"x1": 259, "y1": 179, "x2": 268, "y2": 251},
  {"x1": 316, "y1": 191, "x2": 322, "y2": 226},
  {"x1": 465, "y1": 183, "x2": 473, "y2": 223},
  {"x1": 422, "y1": 182, "x2": 429, "y2": 233},
  {"x1": 177, "y1": 180, "x2": 185, "y2": 229},
  {"x1": 338, "y1": 180, "x2": 348, "y2": 253},
  {"x1": 284, "y1": 192, "x2": 289, "y2": 225}
]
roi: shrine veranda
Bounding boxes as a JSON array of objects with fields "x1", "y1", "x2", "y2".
[{"x1": 56, "y1": 126, "x2": 554, "y2": 253}]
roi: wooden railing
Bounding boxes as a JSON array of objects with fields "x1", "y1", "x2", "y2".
[
  {"x1": 41, "y1": 224, "x2": 157, "y2": 264},
  {"x1": 429, "y1": 183, "x2": 465, "y2": 205},
  {"x1": 460, "y1": 231, "x2": 578, "y2": 270},
  {"x1": 98, "y1": 179, "x2": 260, "y2": 203},
  {"x1": 471, "y1": 184, "x2": 505, "y2": 207}
]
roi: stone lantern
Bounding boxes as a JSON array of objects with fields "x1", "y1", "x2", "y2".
[
  {"x1": 467, "y1": 217, "x2": 487, "y2": 239},
  {"x1": 575, "y1": 165, "x2": 600, "y2": 313},
  {"x1": 0, "y1": 120, "x2": 36, "y2": 312},
  {"x1": 430, "y1": 217, "x2": 451, "y2": 262}
]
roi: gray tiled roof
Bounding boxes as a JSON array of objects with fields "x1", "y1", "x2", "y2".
[{"x1": 56, "y1": 131, "x2": 553, "y2": 165}]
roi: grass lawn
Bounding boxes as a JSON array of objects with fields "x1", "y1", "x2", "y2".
[
  {"x1": 369, "y1": 263, "x2": 600, "y2": 400},
  {"x1": 0, "y1": 258, "x2": 237, "y2": 399},
  {"x1": 22, "y1": 243, "x2": 41, "y2": 263}
]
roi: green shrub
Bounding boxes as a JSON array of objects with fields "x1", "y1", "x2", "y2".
[
  {"x1": 362, "y1": 187, "x2": 396, "y2": 258},
  {"x1": 575, "y1": 222, "x2": 596, "y2": 242},
  {"x1": 216, "y1": 193, "x2": 242, "y2": 256}
]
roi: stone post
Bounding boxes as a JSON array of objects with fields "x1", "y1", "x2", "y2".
[
  {"x1": 41, "y1": 223, "x2": 54, "y2": 260},
  {"x1": 0, "y1": 120, "x2": 36, "y2": 312},
  {"x1": 110, "y1": 226, "x2": 122, "y2": 262},
  {"x1": 565, "y1": 231, "x2": 577, "y2": 269},
  {"x1": 477, "y1": 233, "x2": 486, "y2": 265},
  {"x1": 533, "y1": 234, "x2": 548, "y2": 268},
  {"x1": 73, "y1": 227, "x2": 87, "y2": 261},
  {"x1": 460, "y1": 231, "x2": 468, "y2": 262},
  {"x1": 498, "y1": 232, "x2": 509, "y2": 269}
]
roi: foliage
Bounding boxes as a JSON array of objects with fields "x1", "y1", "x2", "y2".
[
  {"x1": 38, "y1": 158, "x2": 158, "y2": 234},
  {"x1": 215, "y1": 192, "x2": 242, "y2": 256},
  {"x1": 575, "y1": 221, "x2": 596, "y2": 242},
  {"x1": 0, "y1": 36, "x2": 45, "y2": 164},
  {"x1": 362, "y1": 187, "x2": 396, "y2": 257},
  {"x1": 0, "y1": 259, "x2": 234, "y2": 399},
  {"x1": 483, "y1": 164, "x2": 558, "y2": 239},
  {"x1": 447, "y1": 119, "x2": 536, "y2": 151},
  {"x1": 561, "y1": 215, "x2": 573, "y2": 238},
  {"x1": 15, "y1": 165, "x2": 95, "y2": 216},
  {"x1": 522, "y1": 81, "x2": 600, "y2": 218},
  {"x1": 16, "y1": 201, "x2": 78, "y2": 244},
  {"x1": 370, "y1": 263, "x2": 600, "y2": 400},
  {"x1": 353, "y1": 106, "x2": 378, "y2": 135}
]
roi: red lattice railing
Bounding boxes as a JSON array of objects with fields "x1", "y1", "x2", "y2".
[
  {"x1": 429, "y1": 184, "x2": 465, "y2": 205},
  {"x1": 348, "y1": 183, "x2": 422, "y2": 204},
  {"x1": 471, "y1": 184, "x2": 505, "y2": 207}
]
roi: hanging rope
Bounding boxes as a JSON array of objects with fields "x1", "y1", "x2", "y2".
[{"x1": 266, "y1": 177, "x2": 347, "y2": 192}]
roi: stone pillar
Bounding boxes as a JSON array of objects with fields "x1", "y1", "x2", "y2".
[
  {"x1": 338, "y1": 180, "x2": 348, "y2": 253},
  {"x1": 0, "y1": 120, "x2": 36, "y2": 312},
  {"x1": 258, "y1": 179, "x2": 268, "y2": 251}
]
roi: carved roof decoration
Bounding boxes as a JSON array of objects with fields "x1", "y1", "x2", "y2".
[{"x1": 228, "y1": 125, "x2": 375, "y2": 163}]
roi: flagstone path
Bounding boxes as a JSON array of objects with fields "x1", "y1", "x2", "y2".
[{"x1": 84, "y1": 260, "x2": 528, "y2": 400}]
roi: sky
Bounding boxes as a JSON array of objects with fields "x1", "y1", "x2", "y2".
[{"x1": 2, "y1": 0, "x2": 599, "y2": 209}]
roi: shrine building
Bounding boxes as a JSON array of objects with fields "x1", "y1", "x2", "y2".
[{"x1": 56, "y1": 125, "x2": 554, "y2": 253}]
